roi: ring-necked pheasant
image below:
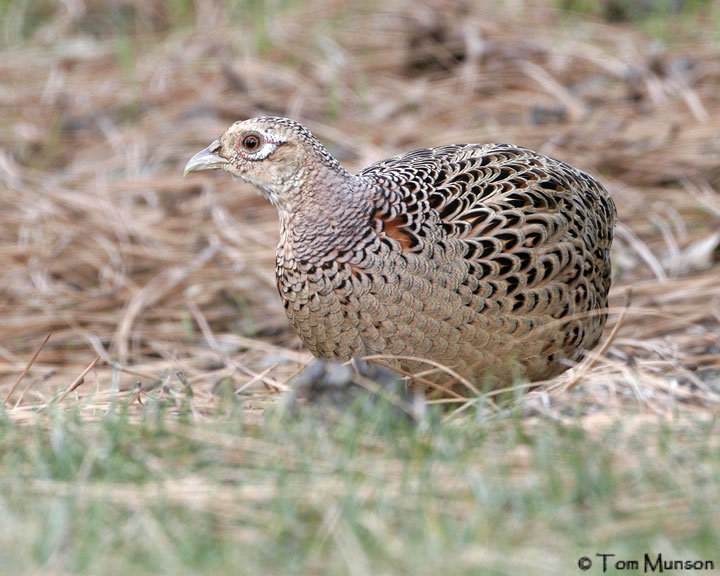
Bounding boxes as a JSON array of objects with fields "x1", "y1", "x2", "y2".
[{"x1": 185, "y1": 117, "x2": 616, "y2": 390}]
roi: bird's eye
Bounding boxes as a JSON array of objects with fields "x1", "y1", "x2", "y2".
[{"x1": 241, "y1": 133, "x2": 263, "y2": 152}]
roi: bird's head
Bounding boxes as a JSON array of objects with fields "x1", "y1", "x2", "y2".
[{"x1": 184, "y1": 117, "x2": 344, "y2": 208}]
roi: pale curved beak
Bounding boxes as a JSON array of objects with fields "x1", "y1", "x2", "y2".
[{"x1": 183, "y1": 140, "x2": 229, "y2": 176}]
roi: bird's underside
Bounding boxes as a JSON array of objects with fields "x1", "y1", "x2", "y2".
[
  {"x1": 275, "y1": 143, "x2": 616, "y2": 389},
  {"x1": 185, "y1": 117, "x2": 617, "y2": 393}
]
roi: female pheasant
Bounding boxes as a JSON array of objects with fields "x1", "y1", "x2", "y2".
[{"x1": 185, "y1": 117, "x2": 616, "y2": 389}]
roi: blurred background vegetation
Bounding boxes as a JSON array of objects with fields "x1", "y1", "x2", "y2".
[{"x1": 1, "y1": 0, "x2": 719, "y2": 574}]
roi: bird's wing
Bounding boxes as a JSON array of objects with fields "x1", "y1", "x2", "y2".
[{"x1": 358, "y1": 143, "x2": 616, "y2": 343}]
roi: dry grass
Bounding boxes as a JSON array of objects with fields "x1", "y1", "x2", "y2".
[{"x1": 1, "y1": 0, "x2": 719, "y2": 423}]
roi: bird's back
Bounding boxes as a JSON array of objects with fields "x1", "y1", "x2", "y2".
[{"x1": 327, "y1": 142, "x2": 616, "y2": 385}]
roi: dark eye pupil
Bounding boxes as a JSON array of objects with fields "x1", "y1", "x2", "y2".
[{"x1": 244, "y1": 136, "x2": 259, "y2": 150}]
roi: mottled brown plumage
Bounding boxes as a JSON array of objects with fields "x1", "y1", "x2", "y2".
[{"x1": 185, "y1": 117, "x2": 616, "y2": 388}]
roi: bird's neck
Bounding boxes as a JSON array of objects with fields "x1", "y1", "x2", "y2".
[{"x1": 277, "y1": 171, "x2": 374, "y2": 263}]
